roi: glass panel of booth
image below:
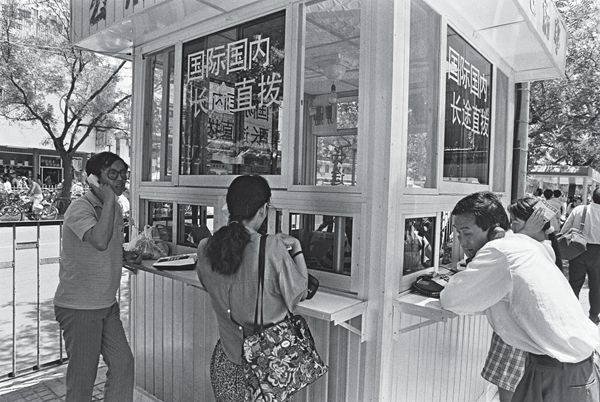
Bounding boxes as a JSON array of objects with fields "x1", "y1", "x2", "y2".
[
  {"x1": 147, "y1": 201, "x2": 173, "y2": 242},
  {"x1": 142, "y1": 47, "x2": 175, "y2": 182},
  {"x1": 179, "y1": 11, "x2": 285, "y2": 177},
  {"x1": 176, "y1": 204, "x2": 214, "y2": 247},
  {"x1": 299, "y1": 0, "x2": 361, "y2": 187},
  {"x1": 402, "y1": 216, "x2": 435, "y2": 276},
  {"x1": 288, "y1": 213, "x2": 353, "y2": 277},
  {"x1": 406, "y1": 0, "x2": 440, "y2": 189},
  {"x1": 443, "y1": 26, "x2": 493, "y2": 186},
  {"x1": 400, "y1": 212, "x2": 465, "y2": 290}
]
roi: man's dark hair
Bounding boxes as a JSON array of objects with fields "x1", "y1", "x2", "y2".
[
  {"x1": 543, "y1": 189, "x2": 553, "y2": 200},
  {"x1": 593, "y1": 187, "x2": 600, "y2": 204},
  {"x1": 452, "y1": 191, "x2": 510, "y2": 231},
  {"x1": 553, "y1": 189, "x2": 561, "y2": 198},
  {"x1": 85, "y1": 152, "x2": 128, "y2": 176}
]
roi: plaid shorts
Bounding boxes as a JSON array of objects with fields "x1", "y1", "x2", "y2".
[{"x1": 481, "y1": 332, "x2": 527, "y2": 392}]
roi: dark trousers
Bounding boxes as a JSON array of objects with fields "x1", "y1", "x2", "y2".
[
  {"x1": 569, "y1": 244, "x2": 600, "y2": 318},
  {"x1": 55, "y1": 303, "x2": 134, "y2": 402},
  {"x1": 513, "y1": 353, "x2": 600, "y2": 402}
]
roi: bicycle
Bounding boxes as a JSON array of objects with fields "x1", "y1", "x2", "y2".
[{"x1": 0, "y1": 193, "x2": 59, "y2": 221}]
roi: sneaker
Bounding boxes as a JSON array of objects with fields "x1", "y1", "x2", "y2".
[{"x1": 590, "y1": 315, "x2": 600, "y2": 325}]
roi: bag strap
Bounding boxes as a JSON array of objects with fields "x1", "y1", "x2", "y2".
[
  {"x1": 580, "y1": 205, "x2": 588, "y2": 231},
  {"x1": 252, "y1": 234, "x2": 267, "y2": 333}
]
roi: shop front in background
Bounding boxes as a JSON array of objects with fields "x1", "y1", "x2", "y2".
[{"x1": 0, "y1": 151, "x2": 34, "y2": 178}]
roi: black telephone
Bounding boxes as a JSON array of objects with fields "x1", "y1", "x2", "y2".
[{"x1": 411, "y1": 273, "x2": 452, "y2": 298}]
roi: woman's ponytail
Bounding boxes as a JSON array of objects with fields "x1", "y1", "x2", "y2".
[
  {"x1": 205, "y1": 219, "x2": 251, "y2": 275},
  {"x1": 204, "y1": 175, "x2": 272, "y2": 275}
]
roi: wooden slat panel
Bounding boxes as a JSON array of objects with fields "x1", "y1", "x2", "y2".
[
  {"x1": 153, "y1": 275, "x2": 164, "y2": 399},
  {"x1": 392, "y1": 314, "x2": 492, "y2": 402},
  {"x1": 144, "y1": 272, "x2": 154, "y2": 394},
  {"x1": 162, "y1": 278, "x2": 174, "y2": 400},
  {"x1": 172, "y1": 281, "x2": 184, "y2": 402},
  {"x1": 182, "y1": 285, "x2": 195, "y2": 400},
  {"x1": 193, "y1": 288, "x2": 203, "y2": 401},
  {"x1": 133, "y1": 273, "x2": 145, "y2": 388},
  {"x1": 131, "y1": 275, "x2": 363, "y2": 402},
  {"x1": 345, "y1": 316, "x2": 363, "y2": 402}
]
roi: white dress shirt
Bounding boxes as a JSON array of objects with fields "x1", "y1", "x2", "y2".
[
  {"x1": 561, "y1": 202, "x2": 600, "y2": 245},
  {"x1": 440, "y1": 232, "x2": 599, "y2": 363}
]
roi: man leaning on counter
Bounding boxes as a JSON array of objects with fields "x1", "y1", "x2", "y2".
[{"x1": 440, "y1": 191, "x2": 600, "y2": 402}]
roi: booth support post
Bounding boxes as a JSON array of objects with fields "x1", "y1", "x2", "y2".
[{"x1": 512, "y1": 82, "x2": 530, "y2": 201}]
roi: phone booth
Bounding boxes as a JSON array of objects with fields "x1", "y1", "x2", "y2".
[{"x1": 71, "y1": 0, "x2": 567, "y2": 400}]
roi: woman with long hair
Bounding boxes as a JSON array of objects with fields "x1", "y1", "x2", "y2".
[
  {"x1": 480, "y1": 196, "x2": 562, "y2": 402},
  {"x1": 197, "y1": 175, "x2": 308, "y2": 401}
]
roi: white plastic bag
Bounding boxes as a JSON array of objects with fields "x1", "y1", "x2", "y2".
[{"x1": 129, "y1": 225, "x2": 168, "y2": 260}]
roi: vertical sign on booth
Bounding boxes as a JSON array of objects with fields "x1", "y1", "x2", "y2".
[{"x1": 443, "y1": 27, "x2": 493, "y2": 184}]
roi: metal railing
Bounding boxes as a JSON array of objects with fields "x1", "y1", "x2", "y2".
[{"x1": 0, "y1": 220, "x2": 129, "y2": 382}]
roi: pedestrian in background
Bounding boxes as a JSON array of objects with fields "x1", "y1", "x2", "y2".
[
  {"x1": 54, "y1": 151, "x2": 138, "y2": 402},
  {"x1": 542, "y1": 189, "x2": 562, "y2": 231},
  {"x1": 566, "y1": 195, "x2": 583, "y2": 219},
  {"x1": 26, "y1": 177, "x2": 43, "y2": 216},
  {"x1": 561, "y1": 187, "x2": 600, "y2": 325},
  {"x1": 2, "y1": 176, "x2": 12, "y2": 193}
]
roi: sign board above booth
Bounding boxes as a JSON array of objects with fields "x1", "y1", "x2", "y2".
[
  {"x1": 72, "y1": 0, "x2": 567, "y2": 78},
  {"x1": 72, "y1": 0, "x2": 263, "y2": 57},
  {"x1": 427, "y1": 0, "x2": 567, "y2": 81}
]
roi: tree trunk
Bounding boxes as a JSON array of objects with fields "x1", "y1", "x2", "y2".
[{"x1": 57, "y1": 152, "x2": 73, "y2": 215}]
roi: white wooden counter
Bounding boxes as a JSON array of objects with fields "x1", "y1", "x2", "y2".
[
  {"x1": 125, "y1": 260, "x2": 368, "y2": 402},
  {"x1": 390, "y1": 291, "x2": 494, "y2": 402}
]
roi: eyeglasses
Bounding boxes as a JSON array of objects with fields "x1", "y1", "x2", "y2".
[{"x1": 106, "y1": 169, "x2": 130, "y2": 180}]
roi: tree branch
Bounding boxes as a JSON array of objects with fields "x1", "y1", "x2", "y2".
[
  {"x1": 71, "y1": 94, "x2": 131, "y2": 152},
  {"x1": 73, "y1": 60, "x2": 127, "y2": 117}
]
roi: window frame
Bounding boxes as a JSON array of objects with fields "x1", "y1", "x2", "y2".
[
  {"x1": 400, "y1": 8, "x2": 515, "y2": 196},
  {"x1": 289, "y1": 1, "x2": 364, "y2": 194},
  {"x1": 399, "y1": 212, "x2": 442, "y2": 292},
  {"x1": 175, "y1": 203, "x2": 215, "y2": 248},
  {"x1": 402, "y1": 0, "x2": 442, "y2": 195},
  {"x1": 141, "y1": 46, "x2": 176, "y2": 184},
  {"x1": 275, "y1": 198, "x2": 363, "y2": 293}
]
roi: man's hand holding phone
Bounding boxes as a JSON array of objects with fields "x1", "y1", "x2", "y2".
[{"x1": 87, "y1": 174, "x2": 116, "y2": 204}]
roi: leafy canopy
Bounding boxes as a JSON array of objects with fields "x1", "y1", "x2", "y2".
[
  {"x1": 529, "y1": 0, "x2": 600, "y2": 169},
  {"x1": 0, "y1": 0, "x2": 130, "y2": 197}
]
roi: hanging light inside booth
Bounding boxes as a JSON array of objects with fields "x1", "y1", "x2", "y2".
[
  {"x1": 323, "y1": 61, "x2": 347, "y2": 104},
  {"x1": 328, "y1": 82, "x2": 338, "y2": 104}
]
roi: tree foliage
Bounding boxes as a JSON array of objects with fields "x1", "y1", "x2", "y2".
[
  {"x1": 0, "y1": 0, "x2": 130, "y2": 203},
  {"x1": 528, "y1": 0, "x2": 600, "y2": 169}
]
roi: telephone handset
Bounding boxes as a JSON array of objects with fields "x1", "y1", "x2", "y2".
[
  {"x1": 87, "y1": 174, "x2": 100, "y2": 189},
  {"x1": 487, "y1": 225, "x2": 505, "y2": 241}
]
